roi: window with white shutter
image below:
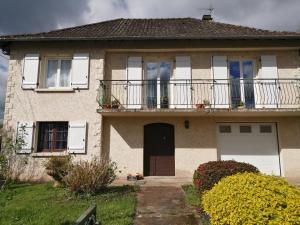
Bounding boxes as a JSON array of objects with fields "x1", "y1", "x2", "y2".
[
  {"x1": 127, "y1": 57, "x2": 142, "y2": 109},
  {"x1": 37, "y1": 122, "x2": 68, "y2": 152},
  {"x1": 22, "y1": 54, "x2": 39, "y2": 89},
  {"x1": 174, "y1": 56, "x2": 192, "y2": 108},
  {"x1": 71, "y1": 53, "x2": 89, "y2": 89},
  {"x1": 16, "y1": 122, "x2": 34, "y2": 154},
  {"x1": 67, "y1": 121, "x2": 87, "y2": 154},
  {"x1": 256, "y1": 55, "x2": 279, "y2": 108},
  {"x1": 212, "y1": 56, "x2": 229, "y2": 108}
]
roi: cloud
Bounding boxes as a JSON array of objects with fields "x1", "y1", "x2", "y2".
[
  {"x1": 0, "y1": 0, "x2": 90, "y2": 35},
  {"x1": 1, "y1": 0, "x2": 299, "y2": 35},
  {"x1": 86, "y1": 0, "x2": 300, "y2": 32}
]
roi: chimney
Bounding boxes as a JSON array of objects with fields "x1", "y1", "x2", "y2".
[{"x1": 202, "y1": 15, "x2": 213, "y2": 21}]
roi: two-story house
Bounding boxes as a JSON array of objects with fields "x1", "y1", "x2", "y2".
[{"x1": 1, "y1": 16, "x2": 300, "y2": 181}]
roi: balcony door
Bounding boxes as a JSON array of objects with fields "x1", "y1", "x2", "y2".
[
  {"x1": 145, "y1": 61, "x2": 172, "y2": 108},
  {"x1": 229, "y1": 60, "x2": 255, "y2": 108}
]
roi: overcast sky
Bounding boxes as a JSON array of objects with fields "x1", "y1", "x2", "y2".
[{"x1": 0, "y1": 0, "x2": 300, "y2": 119}]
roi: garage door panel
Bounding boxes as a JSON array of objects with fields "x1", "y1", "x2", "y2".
[{"x1": 218, "y1": 123, "x2": 280, "y2": 176}]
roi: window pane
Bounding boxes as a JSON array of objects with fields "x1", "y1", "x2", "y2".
[
  {"x1": 38, "y1": 122, "x2": 68, "y2": 152},
  {"x1": 46, "y1": 60, "x2": 58, "y2": 87},
  {"x1": 240, "y1": 125, "x2": 252, "y2": 133},
  {"x1": 260, "y1": 125, "x2": 272, "y2": 133},
  {"x1": 219, "y1": 125, "x2": 231, "y2": 133},
  {"x1": 60, "y1": 60, "x2": 71, "y2": 87},
  {"x1": 146, "y1": 62, "x2": 158, "y2": 108},
  {"x1": 160, "y1": 62, "x2": 171, "y2": 108},
  {"x1": 229, "y1": 61, "x2": 241, "y2": 108},
  {"x1": 243, "y1": 61, "x2": 255, "y2": 108}
]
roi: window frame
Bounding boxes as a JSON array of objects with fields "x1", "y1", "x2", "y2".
[
  {"x1": 44, "y1": 57, "x2": 72, "y2": 89},
  {"x1": 228, "y1": 59, "x2": 256, "y2": 108},
  {"x1": 37, "y1": 121, "x2": 69, "y2": 153},
  {"x1": 143, "y1": 59, "x2": 174, "y2": 109}
]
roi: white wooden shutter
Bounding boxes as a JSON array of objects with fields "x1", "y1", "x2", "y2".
[
  {"x1": 72, "y1": 53, "x2": 89, "y2": 89},
  {"x1": 127, "y1": 57, "x2": 142, "y2": 109},
  {"x1": 16, "y1": 122, "x2": 34, "y2": 154},
  {"x1": 22, "y1": 54, "x2": 39, "y2": 89},
  {"x1": 212, "y1": 56, "x2": 229, "y2": 108},
  {"x1": 67, "y1": 121, "x2": 87, "y2": 154},
  {"x1": 174, "y1": 56, "x2": 192, "y2": 108},
  {"x1": 257, "y1": 55, "x2": 279, "y2": 108}
]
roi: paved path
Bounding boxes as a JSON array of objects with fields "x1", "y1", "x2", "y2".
[{"x1": 134, "y1": 186, "x2": 199, "y2": 225}]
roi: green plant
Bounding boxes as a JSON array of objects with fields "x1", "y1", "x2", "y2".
[
  {"x1": 0, "y1": 127, "x2": 28, "y2": 188},
  {"x1": 0, "y1": 183, "x2": 136, "y2": 225},
  {"x1": 111, "y1": 99, "x2": 120, "y2": 109},
  {"x1": 203, "y1": 99, "x2": 210, "y2": 105},
  {"x1": 237, "y1": 100, "x2": 245, "y2": 107},
  {"x1": 63, "y1": 158, "x2": 117, "y2": 194},
  {"x1": 44, "y1": 155, "x2": 72, "y2": 185},
  {"x1": 193, "y1": 160, "x2": 259, "y2": 192},
  {"x1": 202, "y1": 173, "x2": 300, "y2": 225}
]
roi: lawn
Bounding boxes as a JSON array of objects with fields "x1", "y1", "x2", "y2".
[
  {"x1": 182, "y1": 184, "x2": 201, "y2": 208},
  {"x1": 182, "y1": 184, "x2": 210, "y2": 225},
  {"x1": 0, "y1": 183, "x2": 137, "y2": 225}
]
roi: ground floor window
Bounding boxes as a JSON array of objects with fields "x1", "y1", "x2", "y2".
[{"x1": 37, "y1": 122, "x2": 68, "y2": 152}]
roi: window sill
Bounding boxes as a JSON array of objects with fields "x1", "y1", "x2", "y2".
[
  {"x1": 35, "y1": 88, "x2": 74, "y2": 92},
  {"x1": 31, "y1": 152, "x2": 69, "y2": 157}
]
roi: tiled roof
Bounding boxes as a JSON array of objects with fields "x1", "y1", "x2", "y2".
[{"x1": 1, "y1": 18, "x2": 300, "y2": 41}]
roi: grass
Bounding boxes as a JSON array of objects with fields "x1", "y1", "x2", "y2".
[
  {"x1": 0, "y1": 183, "x2": 137, "y2": 225},
  {"x1": 182, "y1": 184, "x2": 201, "y2": 208},
  {"x1": 182, "y1": 184, "x2": 210, "y2": 225}
]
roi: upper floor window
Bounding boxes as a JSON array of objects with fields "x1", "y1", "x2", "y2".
[{"x1": 46, "y1": 59, "x2": 72, "y2": 88}]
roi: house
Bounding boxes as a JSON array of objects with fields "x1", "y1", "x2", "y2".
[{"x1": 0, "y1": 16, "x2": 300, "y2": 181}]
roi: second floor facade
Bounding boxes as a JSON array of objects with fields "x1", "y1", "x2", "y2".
[
  {"x1": 1, "y1": 18, "x2": 300, "y2": 120},
  {"x1": 100, "y1": 50, "x2": 300, "y2": 112}
]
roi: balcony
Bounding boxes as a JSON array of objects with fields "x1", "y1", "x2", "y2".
[{"x1": 97, "y1": 79, "x2": 300, "y2": 115}]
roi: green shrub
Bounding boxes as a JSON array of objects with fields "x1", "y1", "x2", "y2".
[
  {"x1": 202, "y1": 173, "x2": 300, "y2": 225},
  {"x1": 193, "y1": 160, "x2": 259, "y2": 192},
  {"x1": 63, "y1": 158, "x2": 117, "y2": 194},
  {"x1": 44, "y1": 156, "x2": 72, "y2": 185}
]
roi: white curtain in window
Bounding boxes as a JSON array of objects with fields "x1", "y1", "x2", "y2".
[
  {"x1": 46, "y1": 60, "x2": 58, "y2": 87},
  {"x1": 60, "y1": 60, "x2": 71, "y2": 87}
]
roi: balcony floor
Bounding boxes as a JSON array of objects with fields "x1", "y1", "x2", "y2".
[{"x1": 97, "y1": 107, "x2": 300, "y2": 117}]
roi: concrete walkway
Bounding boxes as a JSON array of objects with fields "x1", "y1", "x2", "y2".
[{"x1": 134, "y1": 186, "x2": 199, "y2": 225}]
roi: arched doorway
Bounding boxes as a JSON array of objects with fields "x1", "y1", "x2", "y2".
[{"x1": 144, "y1": 123, "x2": 175, "y2": 176}]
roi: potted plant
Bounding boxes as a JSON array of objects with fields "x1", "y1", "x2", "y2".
[
  {"x1": 203, "y1": 99, "x2": 210, "y2": 108},
  {"x1": 111, "y1": 99, "x2": 120, "y2": 109},
  {"x1": 161, "y1": 96, "x2": 169, "y2": 109},
  {"x1": 196, "y1": 103, "x2": 205, "y2": 109},
  {"x1": 102, "y1": 103, "x2": 111, "y2": 109},
  {"x1": 237, "y1": 100, "x2": 245, "y2": 109}
]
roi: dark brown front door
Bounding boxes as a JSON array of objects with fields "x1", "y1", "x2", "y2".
[{"x1": 144, "y1": 123, "x2": 175, "y2": 176}]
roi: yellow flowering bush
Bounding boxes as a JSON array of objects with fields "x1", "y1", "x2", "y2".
[{"x1": 202, "y1": 173, "x2": 300, "y2": 225}]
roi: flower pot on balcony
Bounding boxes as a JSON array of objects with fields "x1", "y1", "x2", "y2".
[
  {"x1": 196, "y1": 104, "x2": 205, "y2": 109},
  {"x1": 111, "y1": 100, "x2": 120, "y2": 109},
  {"x1": 102, "y1": 104, "x2": 111, "y2": 109}
]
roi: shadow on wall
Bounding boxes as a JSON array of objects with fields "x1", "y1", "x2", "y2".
[{"x1": 101, "y1": 117, "x2": 217, "y2": 159}]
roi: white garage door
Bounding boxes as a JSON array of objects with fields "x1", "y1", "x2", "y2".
[{"x1": 217, "y1": 123, "x2": 281, "y2": 176}]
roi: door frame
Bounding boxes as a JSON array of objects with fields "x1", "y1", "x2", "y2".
[
  {"x1": 143, "y1": 60, "x2": 174, "y2": 109},
  {"x1": 228, "y1": 59, "x2": 256, "y2": 108},
  {"x1": 143, "y1": 123, "x2": 175, "y2": 176}
]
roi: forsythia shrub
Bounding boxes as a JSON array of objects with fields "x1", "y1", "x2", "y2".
[
  {"x1": 202, "y1": 173, "x2": 300, "y2": 225},
  {"x1": 63, "y1": 158, "x2": 117, "y2": 194},
  {"x1": 193, "y1": 160, "x2": 259, "y2": 192}
]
